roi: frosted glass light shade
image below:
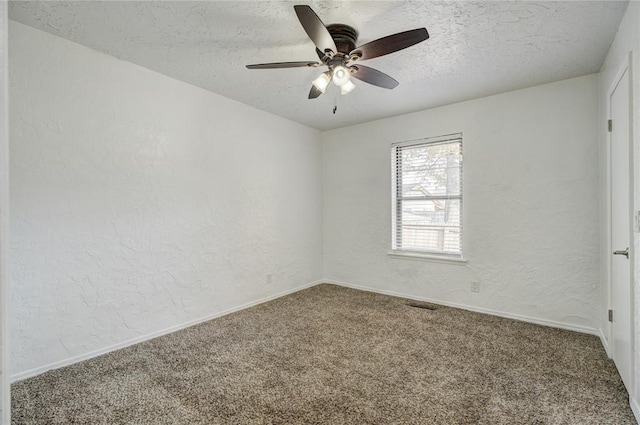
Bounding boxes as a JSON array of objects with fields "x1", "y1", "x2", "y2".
[
  {"x1": 340, "y1": 80, "x2": 356, "y2": 95},
  {"x1": 312, "y1": 72, "x2": 331, "y2": 93},
  {"x1": 332, "y1": 65, "x2": 351, "y2": 87}
]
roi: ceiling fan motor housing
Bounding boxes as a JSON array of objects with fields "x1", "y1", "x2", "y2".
[{"x1": 326, "y1": 24, "x2": 359, "y2": 55}]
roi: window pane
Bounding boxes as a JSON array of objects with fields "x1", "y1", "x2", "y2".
[
  {"x1": 400, "y1": 142, "x2": 461, "y2": 198},
  {"x1": 399, "y1": 199, "x2": 461, "y2": 253}
]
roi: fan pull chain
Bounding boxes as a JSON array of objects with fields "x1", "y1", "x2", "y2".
[{"x1": 333, "y1": 92, "x2": 338, "y2": 114}]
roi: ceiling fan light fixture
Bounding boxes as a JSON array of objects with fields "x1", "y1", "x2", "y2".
[
  {"x1": 340, "y1": 80, "x2": 356, "y2": 95},
  {"x1": 332, "y1": 65, "x2": 351, "y2": 87},
  {"x1": 312, "y1": 72, "x2": 331, "y2": 93}
]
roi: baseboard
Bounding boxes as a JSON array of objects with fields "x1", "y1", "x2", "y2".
[
  {"x1": 10, "y1": 278, "x2": 604, "y2": 382},
  {"x1": 324, "y1": 279, "x2": 599, "y2": 336},
  {"x1": 599, "y1": 327, "x2": 610, "y2": 358},
  {"x1": 11, "y1": 280, "x2": 324, "y2": 383},
  {"x1": 630, "y1": 395, "x2": 640, "y2": 424}
]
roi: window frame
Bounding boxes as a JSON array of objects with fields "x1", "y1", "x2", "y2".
[{"x1": 390, "y1": 133, "x2": 464, "y2": 262}]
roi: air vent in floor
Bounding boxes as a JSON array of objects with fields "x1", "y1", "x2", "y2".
[{"x1": 407, "y1": 302, "x2": 437, "y2": 310}]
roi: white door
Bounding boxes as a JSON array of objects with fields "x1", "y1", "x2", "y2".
[{"x1": 610, "y1": 66, "x2": 631, "y2": 391}]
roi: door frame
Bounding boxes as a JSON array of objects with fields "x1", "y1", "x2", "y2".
[{"x1": 605, "y1": 50, "x2": 635, "y2": 395}]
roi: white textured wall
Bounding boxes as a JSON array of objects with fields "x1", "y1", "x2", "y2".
[
  {"x1": 0, "y1": 1, "x2": 9, "y2": 421},
  {"x1": 9, "y1": 21, "x2": 322, "y2": 377},
  {"x1": 323, "y1": 75, "x2": 600, "y2": 332},
  {"x1": 598, "y1": 0, "x2": 640, "y2": 410}
]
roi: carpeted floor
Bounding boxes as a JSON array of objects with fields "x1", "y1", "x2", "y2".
[{"x1": 12, "y1": 284, "x2": 636, "y2": 424}]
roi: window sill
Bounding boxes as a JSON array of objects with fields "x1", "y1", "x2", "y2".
[{"x1": 388, "y1": 250, "x2": 467, "y2": 264}]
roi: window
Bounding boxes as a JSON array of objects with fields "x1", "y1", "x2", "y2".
[{"x1": 391, "y1": 134, "x2": 463, "y2": 258}]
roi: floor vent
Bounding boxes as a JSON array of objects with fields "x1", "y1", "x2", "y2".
[{"x1": 407, "y1": 302, "x2": 437, "y2": 310}]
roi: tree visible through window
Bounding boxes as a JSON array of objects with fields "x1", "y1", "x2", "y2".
[{"x1": 392, "y1": 134, "x2": 463, "y2": 256}]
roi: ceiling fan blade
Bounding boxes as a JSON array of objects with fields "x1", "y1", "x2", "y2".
[
  {"x1": 294, "y1": 5, "x2": 337, "y2": 54},
  {"x1": 350, "y1": 65, "x2": 399, "y2": 89},
  {"x1": 246, "y1": 61, "x2": 319, "y2": 69},
  {"x1": 350, "y1": 28, "x2": 429, "y2": 61},
  {"x1": 316, "y1": 48, "x2": 328, "y2": 61},
  {"x1": 308, "y1": 84, "x2": 323, "y2": 99}
]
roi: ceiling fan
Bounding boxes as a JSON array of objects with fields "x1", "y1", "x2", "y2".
[{"x1": 246, "y1": 5, "x2": 429, "y2": 99}]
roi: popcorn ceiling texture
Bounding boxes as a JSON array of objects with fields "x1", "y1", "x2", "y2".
[
  {"x1": 7, "y1": 1, "x2": 628, "y2": 131},
  {"x1": 322, "y1": 74, "x2": 600, "y2": 333},
  {"x1": 8, "y1": 21, "x2": 322, "y2": 376}
]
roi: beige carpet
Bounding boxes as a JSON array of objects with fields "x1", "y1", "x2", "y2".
[{"x1": 12, "y1": 284, "x2": 635, "y2": 424}]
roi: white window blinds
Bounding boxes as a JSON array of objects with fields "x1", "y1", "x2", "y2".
[{"x1": 392, "y1": 134, "x2": 463, "y2": 256}]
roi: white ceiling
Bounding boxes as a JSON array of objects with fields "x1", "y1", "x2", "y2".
[{"x1": 9, "y1": 1, "x2": 628, "y2": 131}]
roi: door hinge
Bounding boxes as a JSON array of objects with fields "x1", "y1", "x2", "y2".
[
  {"x1": 609, "y1": 309, "x2": 613, "y2": 322},
  {"x1": 608, "y1": 119, "x2": 613, "y2": 132}
]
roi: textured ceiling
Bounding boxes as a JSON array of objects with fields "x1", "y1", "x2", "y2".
[{"x1": 9, "y1": 1, "x2": 628, "y2": 131}]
